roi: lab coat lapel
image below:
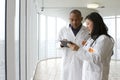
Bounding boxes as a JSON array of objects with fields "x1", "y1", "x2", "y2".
[
  {"x1": 67, "y1": 27, "x2": 76, "y2": 40},
  {"x1": 75, "y1": 26, "x2": 84, "y2": 39}
]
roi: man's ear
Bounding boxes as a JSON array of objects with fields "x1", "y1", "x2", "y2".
[{"x1": 81, "y1": 17, "x2": 83, "y2": 21}]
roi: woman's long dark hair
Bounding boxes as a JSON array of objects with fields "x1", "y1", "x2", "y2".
[{"x1": 85, "y1": 12, "x2": 111, "y2": 40}]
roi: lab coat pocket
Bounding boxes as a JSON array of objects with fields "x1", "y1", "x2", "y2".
[
  {"x1": 85, "y1": 70, "x2": 102, "y2": 80},
  {"x1": 87, "y1": 63, "x2": 101, "y2": 72}
]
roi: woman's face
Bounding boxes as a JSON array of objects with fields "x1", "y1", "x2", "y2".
[{"x1": 85, "y1": 19, "x2": 93, "y2": 33}]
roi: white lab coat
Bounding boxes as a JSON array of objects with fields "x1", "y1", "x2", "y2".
[
  {"x1": 58, "y1": 25, "x2": 90, "y2": 80},
  {"x1": 76, "y1": 35, "x2": 114, "y2": 80}
]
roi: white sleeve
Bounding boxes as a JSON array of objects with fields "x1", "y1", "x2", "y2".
[
  {"x1": 75, "y1": 36, "x2": 114, "y2": 63},
  {"x1": 56, "y1": 27, "x2": 67, "y2": 48},
  {"x1": 57, "y1": 27, "x2": 66, "y2": 41}
]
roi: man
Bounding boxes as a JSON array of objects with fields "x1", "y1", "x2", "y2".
[{"x1": 58, "y1": 9, "x2": 90, "y2": 80}]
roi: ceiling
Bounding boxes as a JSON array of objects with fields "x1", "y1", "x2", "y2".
[{"x1": 36, "y1": 0, "x2": 120, "y2": 16}]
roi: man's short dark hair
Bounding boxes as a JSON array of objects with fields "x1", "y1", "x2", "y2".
[{"x1": 70, "y1": 9, "x2": 82, "y2": 16}]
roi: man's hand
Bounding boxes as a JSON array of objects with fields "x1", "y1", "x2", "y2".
[{"x1": 60, "y1": 39, "x2": 68, "y2": 47}]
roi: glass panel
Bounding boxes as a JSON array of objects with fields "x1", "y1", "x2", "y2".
[
  {"x1": 0, "y1": 0, "x2": 5, "y2": 80},
  {"x1": 104, "y1": 18, "x2": 115, "y2": 39},
  {"x1": 39, "y1": 14, "x2": 46, "y2": 60},
  {"x1": 47, "y1": 16, "x2": 56, "y2": 58},
  {"x1": 103, "y1": 16, "x2": 115, "y2": 19},
  {"x1": 117, "y1": 17, "x2": 120, "y2": 60},
  {"x1": 56, "y1": 17, "x2": 67, "y2": 37},
  {"x1": 117, "y1": 15, "x2": 120, "y2": 17},
  {"x1": 56, "y1": 17, "x2": 67, "y2": 57},
  {"x1": 104, "y1": 18, "x2": 116, "y2": 60},
  {"x1": 15, "y1": 0, "x2": 19, "y2": 79},
  {"x1": 39, "y1": 15, "x2": 67, "y2": 60}
]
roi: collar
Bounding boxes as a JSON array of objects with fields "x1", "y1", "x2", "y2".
[{"x1": 69, "y1": 24, "x2": 82, "y2": 30}]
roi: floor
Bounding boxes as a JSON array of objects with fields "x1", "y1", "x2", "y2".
[{"x1": 33, "y1": 58, "x2": 120, "y2": 80}]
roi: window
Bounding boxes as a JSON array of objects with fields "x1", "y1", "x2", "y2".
[
  {"x1": 104, "y1": 16, "x2": 120, "y2": 60},
  {"x1": 0, "y1": 0, "x2": 5, "y2": 80},
  {"x1": 15, "y1": 0, "x2": 20, "y2": 79},
  {"x1": 38, "y1": 14, "x2": 67, "y2": 60},
  {"x1": 116, "y1": 17, "x2": 120, "y2": 60}
]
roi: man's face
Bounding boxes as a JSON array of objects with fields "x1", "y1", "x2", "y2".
[{"x1": 69, "y1": 13, "x2": 83, "y2": 29}]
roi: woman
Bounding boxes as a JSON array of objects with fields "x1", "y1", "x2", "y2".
[{"x1": 67, "y1": 12, "x2": 114, "y2": 80}]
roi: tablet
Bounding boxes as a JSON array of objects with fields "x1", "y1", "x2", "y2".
[{"x1": 60, "y1": 40, "x2": 72, "y2": 47}]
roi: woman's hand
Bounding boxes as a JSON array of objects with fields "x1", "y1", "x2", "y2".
[
  {"x1": 67, "y1": 43, "x2": 80, "y2": 51},
  {"x1": 82, "y1": 40, "x2": 87, "y2": 46}
]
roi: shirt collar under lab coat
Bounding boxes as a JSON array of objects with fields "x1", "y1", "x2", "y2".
[{"x1": 69, "y1": 24, "x2": 82, "y2": 36}]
